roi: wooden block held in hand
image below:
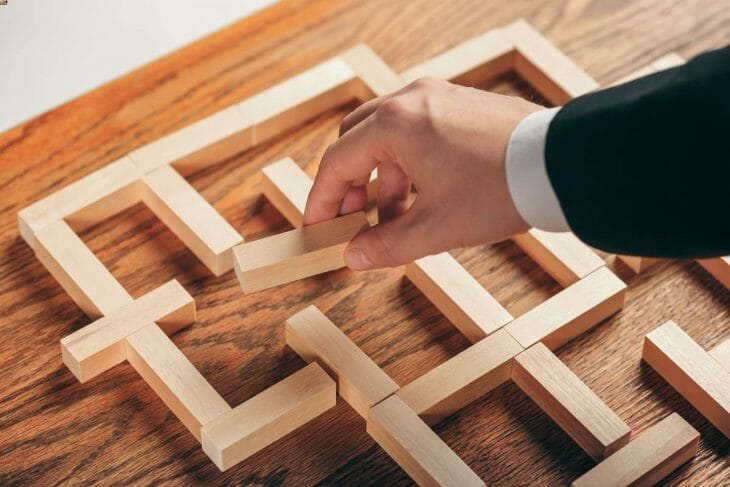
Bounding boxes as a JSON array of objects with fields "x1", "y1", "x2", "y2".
[
  {"x1": 573, "y1": 413, "x2": 699, "y2": 487},
  {"x1": 18, "y1": 156, "x2": 142, "y2": 248},
  {"x1": 405, "y1": 252, "x2": 513, "y2": 343},
  {"x1": 367, "y1": 395, "x2": 484, "y2": 487},
  {"x1": 233, "y1": 212, "x2": 369, "y2": 293},
  {"x1": 513, "y1": 343, "x2": 630, "y2": 461},
  {"x1": 61, "y1": 280, "x2": 195, "y2": 382},
  {"x1": 397, "y1": 329, "x2": 522, "y2": 425},
  {"x1": 512, "y1": 229, "x2": 605, "y2": 287},
  {"x1": 201, "y1": 362, "x2": 336, "y2": 471},
  {"x1": 643, "y1": 321, "x2": 730, "y2": 437},
  {"x1": 34, "y1": 220, "x2": 133, "y2": 319},
  {"x1": 143, "y1": 164, "x2": 242, "y2": 276},
  {"x1": 125, "y1": 324, "x2": 231, "y2": 441},
  {"x1": 285, "y1": 305, "x2": 398, "y2": 418},
  {"x1": 505, "y1": 267, "x2": 626, "y2": 350},
  {"x1": 261, "y1": 157, "x2": 313, "y2": 228}
]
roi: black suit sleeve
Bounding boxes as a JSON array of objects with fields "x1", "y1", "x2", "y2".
[{"x1": 545, "y1": 46, "x2": 730, "y2": 259}]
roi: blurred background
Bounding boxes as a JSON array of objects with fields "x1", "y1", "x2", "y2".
[{"x1": 0, "y1": 0, "x2": 276, "y2": 131}]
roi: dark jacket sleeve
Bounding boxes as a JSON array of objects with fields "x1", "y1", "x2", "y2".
[{"x1": 545, "y1": 46, "x2": 730, "y2": 259}]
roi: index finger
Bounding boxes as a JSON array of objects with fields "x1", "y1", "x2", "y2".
[{"x1": 303, "y1": 113, "x2": 393, "y2": 225}]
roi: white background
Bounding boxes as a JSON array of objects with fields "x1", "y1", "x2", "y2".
[{"x1": 0, "y1": 0, "x2": 277, "y2": 132}]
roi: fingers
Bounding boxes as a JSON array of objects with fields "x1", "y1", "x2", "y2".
[
  {"x1": 304, "y1": 113, "x2": 393, "y2": 225},
  {"x1": 376, "y1": 161, "x2": 411, "y2": 222},
  {"x1": 344, "y1": 201, "x2": 437, "y2": 270}
]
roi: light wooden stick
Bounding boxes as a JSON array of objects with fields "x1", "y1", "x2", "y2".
[
  {"x1": 18, "y1": 156, "x2": 142, "y2": 248},
  {"x1": 342, "y1": 44, "x2": 406, "y2": 98},
  {"x1": 405, "y1": 253, "x2": 513, "y2": 343},
  {"x1": 511, "y1": 229, "x2": 605, "y2": 288},
  {"x1": 125, "y1": 323, "x2": 231, "y2": 441},
  {"x1": 367, "y1": 395, "x2": 484, "y2": 487},
  {"x1": 142, "y1": 164, "x2": 242, "y2": 276},
  {"x1": 34, "y1": 219, "x2": 132, "y2": 319},
  {"x1": 617, "y1": 256, "x2": 661, "y2": 274},
  {"x1": 505, "y1": 267, "x2": 626, "y2": 350},
  {"x1": 285, "y1": 305, "x2": 398, "y2": 418},
  {"x1": 233, "y1": 211, "x2": 369, "y2": 293},
  {"x1": 61, "y1": 280, "x2": 195, "y2": 382},
  {"x1": 572, "y1": 413, "x2": 699, "y2": 487},
  {"x1": 261, "y1": 157, "x2": 313, "y2": 228},
  {"x1": 697, "y1": 256, "x2": 730, "y2": 289},
  {"x1": 502, "y1": 19, "x2": 598, "y2": 104},
  {"x1": 709, "y1": 339, "x2": 730, "y2": 370},
  {"x1": 201, "y1": 362, "x2": 336, "y2": 471},
  {"x1": 397, "y1": 329, "x2": 522, "y2": 425},
  {"x1": 400, "y1": 29, "x2": 514, "y2": 86},
  {"x1": 513, "y1": 343, "x2": 630, "y2": 461},
  {"x1": 643, "y1": 321, "x2": 730, "y2": 437}
]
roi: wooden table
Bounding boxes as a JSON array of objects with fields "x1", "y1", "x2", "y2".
[{"x1": 1, "y1": 0, "x2": 728, "y2": 485}]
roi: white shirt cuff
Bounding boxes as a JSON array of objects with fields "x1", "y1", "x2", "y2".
[{"x1": 505, "y1": 107, "x2": 570, "y2": 232}]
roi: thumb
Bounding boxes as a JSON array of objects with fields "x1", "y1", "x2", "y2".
[{"x1": 344, "y1": 206, "x2": 433, "y2": 270}]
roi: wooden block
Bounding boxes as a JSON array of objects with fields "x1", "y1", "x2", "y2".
[
  {"x1": 697, "y1": 256, "x2": 730, "y2": 289},
  {"x1": 238, "y1": 57, "x2": 359, "y2": 145},
  {"x1": 617, "y1": 255, "x2": 661, "y2": 274},
  {"x1": 125, "y1": 323, "x2": 231, "y2": 441},
  {"x1": 405, "y1": 253, "x2": 512, "y2": 343},
  {"x1": 643, "y1": 321, "x2": 730, "y2": 437},
  {"x1": 512, "y1": 229, "x2": 605, "y2": 288},
  {"x1": 201, "y1": 362, "x2": 336, "y2": 471},
  {"x1": 709, "y1": 339, "x2": 730, "y2": 370},
  {"x1": 612, "y1": 65, "x2": 657, "y2": 86},
  {"x1": 285, "y1": 305, "x2": 398, "y2": 418},
  {"x1": 342, "y1": 44, "x2": 406, "y2": 98},
  {"x1": 502, "y1": 19, "x2": 598, "y2": 104},
  {"x1": 505, "y1": 267, "x2": 626, "y2": 350},
  {"x1": 652, "y1": 52, "x2": 685, "y2": 70},
  {"x1": 34, "y1": 219, "x2": 132, "y2": 319},
  {"x1": 367, "y1": 395, "x2": 484, "y2": 487},
  {"x1": 513, "y1": 342, "x2": 630, "y2": 461},
  {"x1": 60, "y1": 280, "x2": 195, "y2": 383},
  {"x1": 397, "y1": 329, "x2": 522, "y2": 425},
  {"x1": 261, "y1": 157, "x2": 313, "y2": 228},
  {"x1": 142, "y1": 164, "x2": 242, "y2": 276},
  {"x1": 18, "y1": 156, "x2": 143, "y2": 248},
  {"x1": 400, "y1": 29, "x2": 515, "y2": 86},
  {"x1": 573, "y1": 413, "x2": 699, "y2": 487},
  {"x1": 128, "y1": 106, "x2": 253, "y2": 176},
  {"x1": 233, "y1": 212, "x2": 369, "y2": 293}
]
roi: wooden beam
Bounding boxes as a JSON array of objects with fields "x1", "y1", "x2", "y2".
[
  {"x1": 18, "y1": 156, "x2": 142, "y2": 248},
  {"x1": 238, "y1": 57, "x2": 359, "y2": 145},
  {"x1": 643, "y1": 321, "x2": 730, "y2": 437},
  {"x1": 617, "y1": 255, "x2": 661, "y2": 274},
  {"x1": 342, "y1": 44, "x2": 406, "y2": 98},
  {"x1": 405, "y1": 253, "x2": 513, "y2": 343},
  {"x1": 512, "y1": 343, "x2": 630, "y2": 461},
  {"x1": 652, "y1": 52, "x2": 685, "y2": 70},
  {"x1": 201, "y1": 362, "x2": 336, "y2": 471},
  {"x1": 572, "y1": 413, "x2": 699, "y2": 487},
  {"x1": 400, "y1": 29, "x2": 514, "y2": 86},
  {"x1": 505, "y1": 267, "x2": 626, "y2": 350},
  {"x1": 285, "y1": 305, "x2": 398, "y2": 418},
  {"x1": 128, "y1": 106, "x2": 253, "y2": 176},
  {"x1": 367, "y1": 395, "x2": 484, "y2": 487},
  {"x1": 697, "y1": 256, "x2": 730, "y2": 289},
  {"x1": 261, "y1": 157, "x2": 313, "y2": 228},
  {"x1": 709, "y1": 339, "x2": 730, "y2": 370},
  {"x1": 233, "y1": 211, "x2": 369, "y2": 293},
  {"x1": 125, "y1": 323, "x2": 231, "y2": 441},
  {"x1": 397, "y1": 329, "x2": 522, "y2": 425},
  {"x1": 142, "y1": 164, "x2": 242, "y2": 276},
  {"x1": 501, "y1": 19, "x2": 598, "y2": 104},
  {"x1": 34, "y1": 219, "x2": 132, "y2": 319},
  {"x1": 61, "y1": 280, "x2": 195, "y2": 383},
  {"x1": 511, "y1": 229, "x2": 605, "y2": 288}
]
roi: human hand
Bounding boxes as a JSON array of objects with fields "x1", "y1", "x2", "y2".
[{"x1": 303, "y1": 77, "x2": 543, "y2": 270}]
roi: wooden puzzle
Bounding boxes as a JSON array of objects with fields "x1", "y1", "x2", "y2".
[{"x1": 18, "y1": 19, "x2": 710, "y2": 485}]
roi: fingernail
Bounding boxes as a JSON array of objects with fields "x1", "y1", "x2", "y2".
[{"x1": 345, "y1": 248, "x2": 374, "y2": 270}]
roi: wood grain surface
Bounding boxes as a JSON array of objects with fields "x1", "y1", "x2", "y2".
[{"x1": 0, "y1": 0, "x2": 728, "y2": 485}]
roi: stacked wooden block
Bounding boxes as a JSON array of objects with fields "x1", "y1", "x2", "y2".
[{"x1": 18, "y1": 19, "x2": 720, "y2": 485}]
